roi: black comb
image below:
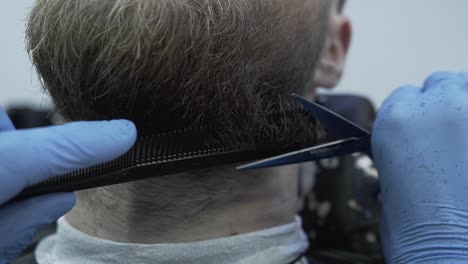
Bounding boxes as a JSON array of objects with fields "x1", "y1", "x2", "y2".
[{"x1": 11, "y1": 124, "x2": 302, "y2": 203}]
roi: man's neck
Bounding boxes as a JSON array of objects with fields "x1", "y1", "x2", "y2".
[{"x1": 66, "y1": 165, "x2": 299, "y2": 244}]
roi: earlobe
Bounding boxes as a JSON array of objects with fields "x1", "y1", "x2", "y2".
[{"x1": 313, "y1": 15, "x2": 352, "y2": 89}]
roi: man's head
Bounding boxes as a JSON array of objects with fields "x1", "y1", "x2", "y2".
[
  {"x1": 27, "y1": 0, "x2": 335, "y2": 148},
  {"x1": 26, "y1": 0, "x2": 352, "y2": 242}
]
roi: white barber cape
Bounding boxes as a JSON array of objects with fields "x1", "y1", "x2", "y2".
[{"x1": 35, "y1": 217, "x2": 309, "y2": 264}]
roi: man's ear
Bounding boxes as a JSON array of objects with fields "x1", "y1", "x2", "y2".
[{"x1": 313, "y1": 15, "x2": 352, "y2": 88}]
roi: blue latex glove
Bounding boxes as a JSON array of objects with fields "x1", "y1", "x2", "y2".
[
  {"x1": 372, "y1": 72, "x2": 468, "y2": 263},
  {"x1": 0, "y1": 111, "x2": 137, "y2": 264}
]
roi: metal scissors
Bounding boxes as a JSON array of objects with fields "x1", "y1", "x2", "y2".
[{"x1": 237, "y1": 94, "x2": 373, "y2": 170}]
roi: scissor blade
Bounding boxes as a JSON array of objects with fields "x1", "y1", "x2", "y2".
[
  {"x1": 292, "y1": 94, "x2": 370, "y2": 139},
  {"x1": 237, "y1": 138, "x2": 361, "y2": 170}
]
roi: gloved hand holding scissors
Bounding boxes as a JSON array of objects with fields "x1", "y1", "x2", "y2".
[
  {"x1": 239, "y1": 71, "x2": 468, "y2": 263},
  {"x1": 0, "y1": 110, "x2": 136, "y2": 264},
  {"x1": 372, "y1": 72, "x2": 468, "y2": 263}
]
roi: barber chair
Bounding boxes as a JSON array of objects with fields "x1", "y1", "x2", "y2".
[
  {"x1": 301, "y1": 94, "x2": 384, "y2": 264},
  {"x1": 7, "y1": 107, "x2": 55, "y2": 129}
]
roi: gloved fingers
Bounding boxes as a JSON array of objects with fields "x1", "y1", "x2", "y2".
[
  {"x1": 380, "y1": 85, "x2": 420, "y2": 108},
  {"x1": 372, "y1": 85, "x2": 420, "y2": 159},
  {"x1": 458, "y1": 72, "x2": 468, "y2": 89},
  {"x1": 377, "y1": 85, "x2": 420, "y2": 122},
  {"x1": 0, "y1": 120, "x2": 137, "y2": 204},
  {"x1": 0, "y1": 108, "x2": 15, "y2": 132},
  {"x1": 0, "y1": 193, "x2": 75, "y2": 263},
  {"x1": 459, "y1": 72, "x2": 468, "y2": 82},
  {"x1": 422, "y1": 71, "x2": 466, "y2": 93}
]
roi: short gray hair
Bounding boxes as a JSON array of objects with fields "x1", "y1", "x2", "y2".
[{"x1": 27, "y1": 0, "x2": 330, "y2": 147}]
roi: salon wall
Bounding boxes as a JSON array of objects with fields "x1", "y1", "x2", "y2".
[
  {"x1": 1, "y1": 0, "x2": 467, "y2": 108},
  {"x1": 332, "y1": 0, "x2": 468, "y2": 106}
]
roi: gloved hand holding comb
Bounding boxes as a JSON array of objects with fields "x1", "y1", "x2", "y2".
[
  {"x1": 0, "y1": 111, "x2": 136, "y2": 264},
  {"x1": 372, "y1": 72, "x2": 468, "y2": 263}
]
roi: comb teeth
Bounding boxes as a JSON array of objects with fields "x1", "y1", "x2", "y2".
[
  {"x1": 31, "y1": 125, "x2": 251, "y2": 188},
  {"x1": 13, "y1": 107, "x2": 313, "y2": 202}
]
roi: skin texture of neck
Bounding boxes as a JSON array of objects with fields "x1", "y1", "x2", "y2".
[{"x1": 66, "y1": 165, "x2": 299, "y2": 244}]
